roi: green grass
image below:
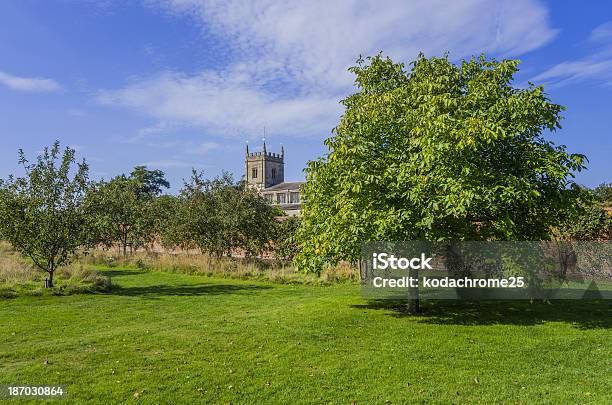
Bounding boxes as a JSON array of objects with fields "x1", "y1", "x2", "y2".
[{"x1": 1, "y1": 268, "x2": 610, "y2": 404}]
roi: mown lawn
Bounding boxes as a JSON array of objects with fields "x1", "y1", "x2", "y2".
[{"x1": 1, "y1": 268, "x2": 610, "y2": 404}]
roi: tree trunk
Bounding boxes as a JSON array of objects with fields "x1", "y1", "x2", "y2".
[
  {"x1": 406, "y1": 268, "x2": 420, "y2": 313},
  {"x1": 47, "y1": 269, "x2": 54, "y2": 288},
  {"x1": 406, "y1": 296, "x2": 419, "y2": 313}
]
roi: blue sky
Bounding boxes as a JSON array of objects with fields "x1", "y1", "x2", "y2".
[{"x1": 0, "y1": 0, "x2": 610, "y2": 191}]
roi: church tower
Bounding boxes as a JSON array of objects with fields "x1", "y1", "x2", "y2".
[{"x1": 245, "y1": 141, "x2": 284, "y2": 191}]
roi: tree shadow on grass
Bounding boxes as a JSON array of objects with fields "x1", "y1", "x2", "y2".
[
  {"x1": 112, "y1": 283, "x2": 271, "y2": 298},
  {"x1": 101, "y1": 269, "x2": 147, "y2": 277},
  {"x1": 351, "y1": 299, "x2": 612, "y2": 330}
]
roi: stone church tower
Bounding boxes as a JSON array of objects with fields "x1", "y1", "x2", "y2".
[
  {"x1": 245, "y1": 141, "x2": 284, "y2": 190},
  {"x1": 245, "y1": 141, "x2": 304, "y2": 216}
]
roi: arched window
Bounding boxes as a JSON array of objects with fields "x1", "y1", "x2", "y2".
[{"x1": 252, "y1": 167, "x2": 258, "y2": 178}]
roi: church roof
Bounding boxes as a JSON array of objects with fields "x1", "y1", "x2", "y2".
[{"x1": 263, "y1": 181, "x2": 305, "y2": 191}]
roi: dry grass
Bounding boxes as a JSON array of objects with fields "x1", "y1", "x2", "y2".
[
  {"x1": 82, "y1": 249, "x2": 359, "y2": 285},
  {"x1": 0, "y1": 241, "x2": 112, "y2": 298},
  {"x1": 0, "y1": 240, "x2": 358, "y2": 298},
  {"x1": 0, "y1": 242, "x2": 40, "y2": 285}
]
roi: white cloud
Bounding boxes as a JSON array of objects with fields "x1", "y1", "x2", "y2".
[
  {"x1": 589, "y1": 21, "x2": 612, "y2": 43},
  {"x1": 191, "y1": 141, "x2": 220, "y2": 155},
  {"x1": 141, "y1": 159, "x2": 207, "y2": 168},
  {"x1": 138, "y1": 120, "x2": 178, "y2": 136},
  {"x1": 0, "y1": 71, "x2": 61, "y2": 92},
  {"x1": 118, "y1": 121, "x2": 185, "y2": 144},
  {"x1": 531, "y1": 21, "x2": 612, "y2": 88},
  {"x1": 531, "y1": 60, "x2": 612, "y2": 88},
  {"x1": 98, "y1": 69, "x2": 341, "y2": 137},
  {"x1": 146, "y1": 140, "x2": 182, "y2": 149},
  {"x1": 101, "y1": 0, "x2": 558, "y2": 138}
]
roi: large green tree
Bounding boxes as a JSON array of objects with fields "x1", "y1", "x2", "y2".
[
  {"x1": 0, "y1": 142, "x2": 90, "y2": 287},
  {"x1": 295, "y1": 54, "x2": 587, "y2": 309}
]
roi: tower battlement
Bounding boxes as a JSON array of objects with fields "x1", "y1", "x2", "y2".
[{"x1": 246, "y1": 151, "x2": 283, "y2": 159}]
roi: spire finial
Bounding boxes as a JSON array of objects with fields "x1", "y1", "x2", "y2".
[{"x1": 246, "y1": 140, "x2": 249, "y2": 155}]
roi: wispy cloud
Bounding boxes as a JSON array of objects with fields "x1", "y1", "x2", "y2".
[
  {"x1": 531, "y1": 60, "x2": 612, "y2": 88},
  {"x1": 589, "y1": 21, "x2": 612, "y2": 43},
  {"x1": 141, "y1": 159, "x2": 207, "y2": 168},
  {"x1": 0, "y1": 71, "x2": 61, "y2": 92},
  {"x1": 145, "y1": 140, "x2": 182, "y2": 149},
  {"x1": 137, "y1": 139, "x2": 222, "y2": 155},
  {"x1": 190, "y1": 141, "x2": 220, "y2": 155},
  {"x1": 98, "y1": 69, "x2": 341, "y2": 138},
  {"x1": 531, "y1": 21, "x2": 612, "y2": 88},
  {"x1": 117, "y1": 121, "x2": 185, "y2": 144},
  {"x1": 100, "y1": 0, "x2": 558, "y2": 138},
  {"x1": 137, "y1": 120, "x2": 179, "y2": 136}
]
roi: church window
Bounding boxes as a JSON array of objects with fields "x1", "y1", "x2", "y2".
[
  {"x1": 290, "y1": 192, "x2": 300, "y2": 203},
  {"x1": 252, "y1": 167, "x2": 258, "y2": 178}
]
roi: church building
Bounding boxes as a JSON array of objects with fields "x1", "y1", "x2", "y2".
[{"x1": 246, "y1": 142, "x2": 304, "y2": 216}]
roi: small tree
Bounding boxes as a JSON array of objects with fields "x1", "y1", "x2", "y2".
[
  {"x1": 177, "y1": 171, "x2": 276, "y2": 257},
  {"x1": 85, "y1": 167, "x2": 169, "y2": 255},
  {"x1": 0, "y1": 142, "x2": 90, "y2": 287},
  {"x1": 85, "y1": 176, "x2": 157, "y2": 256},
  {"x1": 154, "y1": 194, "x2": 186, "y2": 250}
]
